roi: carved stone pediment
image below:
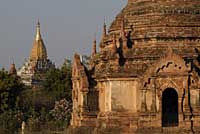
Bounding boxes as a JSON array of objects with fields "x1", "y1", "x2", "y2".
[
  {"x1": 145, "y1": 47, "x2": 190, "y2": 78},
  {"x1": 155, "y1": 60, "x2": 188, "y2": 75},
  {"x1": 141, "y1": 47, "x2": 190, "y2": 88}
]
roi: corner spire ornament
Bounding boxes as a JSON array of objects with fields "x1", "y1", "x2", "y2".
[
  {"x1": 92, "y1": 34, "x2": 97, "y2": 55},
  {"x1": 9, "y1": 58, "x2": 17, "y2": 75},
  {"x1": 103, "y1": 17, "x2": 107, "y2": 38}
]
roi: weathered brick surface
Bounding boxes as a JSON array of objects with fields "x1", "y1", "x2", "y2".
[{"x1": 71, "y1": 0, "x2": 200, "y2": 133}]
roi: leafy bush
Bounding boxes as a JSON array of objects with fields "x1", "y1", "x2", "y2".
[
  {"x1": 50, "y1": 99, "x2": 72, "y2": 126},
  {"x1": 0, "y1": 59, "x2": 73, "y2": 132},
  {"x1": 0, "y1": 111, "x2": 23, "y2": 134},
  {"x1": 0, "y1": 69, "x2": 24, "y2": 112}
]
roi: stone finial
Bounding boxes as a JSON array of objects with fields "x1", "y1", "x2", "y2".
[
  {"x1": 9, "y1": 63, "x2": 17, "y2": 75},
  {"x1": 92, "y1": 34, "x2": 97, "y2": 55},
  {"x1": 103, "y1": 18, "x2": 107, "y2": 38},
  {"x1": 99, "y1": 19, "x2": 107, "y2": 51},
  {"x1": 100, "y1": 18, "x2": 107, "y2": 46}
]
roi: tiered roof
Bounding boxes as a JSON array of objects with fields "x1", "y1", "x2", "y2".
[{"x1": 88, "y1": 0, "x2": 200, "y2": 78}]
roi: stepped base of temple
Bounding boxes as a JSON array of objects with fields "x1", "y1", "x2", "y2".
[
  {"x1": 68, "y1": 111, "x2": 200, "y2": 134},
  {"x1": 67, "y1": 126, "x2": 198, "y2": 134}
]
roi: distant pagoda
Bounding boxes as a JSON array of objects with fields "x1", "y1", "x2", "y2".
[
  {"x1": 9, "y1": 63, "x2": 17, "y2": 75},
  {"x1": 18, "y1": 21, "x2": 55, "y2": 86}
]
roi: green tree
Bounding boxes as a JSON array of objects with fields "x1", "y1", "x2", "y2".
[
  {"x1": 0, "y1": 69, "x2": 24, "y2": 112},
  {"x1": 42, "y1": 59, "x2": 72, "y2": 102},
  {"x1": 42, "y1": 59, "x2": 72, "y2": 126},
  {"x1": 14, "y1": 59, "x2": 73, "y2": 132},
  {"x1": 0, "y1": 69, "x2": 25, "y2": 133}
]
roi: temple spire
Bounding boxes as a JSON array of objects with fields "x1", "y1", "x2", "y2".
[
  {"x1": 36, "y1": 20, "x2": 42, "y2": 41},
  {"x1": 30, "y1": 20, "x2": 47, "y2": 61},
  {"x1": 102, "y1": 18, "x2": 107, "y2": 38},
  {"x1": 92, "y1": 34, "x2": 97, "y2": 55},
  {"x1": 9, "y1": 58, "x2": 17, "y2": 75}
]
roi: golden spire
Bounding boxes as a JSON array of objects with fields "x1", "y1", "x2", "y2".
[
  {"x1": 30, "y1": 20, "x2": 47, "y2": 61},
  {"x1": 36, "y1": 20, "x2": 41, "y2": 41}
]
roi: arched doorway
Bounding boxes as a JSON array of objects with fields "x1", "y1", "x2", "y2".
[{"x1": 162, "y1": 88, "x2": 178, "y2": 127}]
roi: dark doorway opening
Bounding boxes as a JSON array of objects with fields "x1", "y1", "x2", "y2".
[{"x1": 162, "y1": 88, "x2": 178, "y2": 127}]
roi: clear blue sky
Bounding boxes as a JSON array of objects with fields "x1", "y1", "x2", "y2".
[{"x1": 0, "y1": 0, "x2": 127, "y2": 69}]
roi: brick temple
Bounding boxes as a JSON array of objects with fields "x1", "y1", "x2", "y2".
[{"x1": 70, "y1": 0, "x2": 200, "y2": 133}]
